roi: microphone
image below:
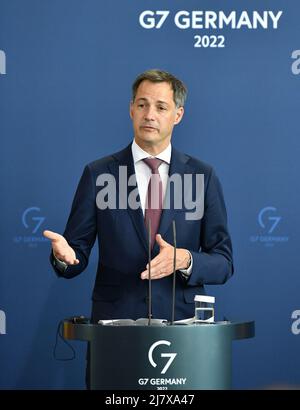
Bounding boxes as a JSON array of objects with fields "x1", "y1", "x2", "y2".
[
  {"x1": 171, "y1": 220, "x2": 176, "y2": 325},
  {"x1": 147, "y1": 219, "x2": 152, "y2": 326}
]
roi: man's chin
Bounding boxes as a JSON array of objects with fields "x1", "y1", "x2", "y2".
[
  {"x1": 140, "y1": 139, "x2": 159, "y2": 148},
  {"x1": 137, "y1": 133, "x2": 158, "y2": 143}
]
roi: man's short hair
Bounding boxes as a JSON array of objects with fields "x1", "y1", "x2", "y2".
[{"x1": 132, "y1": 69, "x2": 187, "y2": 108}]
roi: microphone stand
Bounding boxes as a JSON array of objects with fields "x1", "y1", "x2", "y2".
[
  {"x1": 148, "y1": 220, "x2": 152, "y2": 326},
  {"x1": 171, "y1": 220, "x2": 176, "y2": 325}
]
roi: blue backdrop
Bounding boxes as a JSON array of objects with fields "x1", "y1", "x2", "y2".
[{"x1": 1, "y1": 0, "x2": 300, "y2": 389}]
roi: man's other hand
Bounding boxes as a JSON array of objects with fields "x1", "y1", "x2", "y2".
[
  {"x1": 140, "y1": 234, "x2": 190, "y2": 280},
  {"x1": 43, "y1": 230, "x2": 79, "y2": 265}
]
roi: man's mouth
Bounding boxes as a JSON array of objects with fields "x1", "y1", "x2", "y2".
[{"x1": 141, "y1": 125, "x2": 157, "y2": 131}]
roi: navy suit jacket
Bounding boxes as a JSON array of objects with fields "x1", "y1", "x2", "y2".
[{"x1": 51, "y1": 144, "x2": 233, "y2": 321}]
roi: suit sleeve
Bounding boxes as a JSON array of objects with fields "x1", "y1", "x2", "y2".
[
  {"x1": 187, "y1": 167, "x2": 234, "y2": 286},
  {"x1": 50, "y1": 164, "x2": 97, "y2": 279}
]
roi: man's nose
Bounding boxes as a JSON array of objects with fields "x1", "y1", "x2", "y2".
[{"x1": 144, "y1": 105, "x2": 156, "y2": 121}]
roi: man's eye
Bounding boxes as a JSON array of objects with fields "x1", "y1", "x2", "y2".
[
  {"x1": 138, "y1": 104, "x2": 145, "y2": 108},
  {"x1": 158, "y1": 106, "x2": 167, "y2": 111}
]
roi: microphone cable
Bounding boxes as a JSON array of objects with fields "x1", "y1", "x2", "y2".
[{"x1": 53, "y1": 320, "x2": 76, "y2": 361}]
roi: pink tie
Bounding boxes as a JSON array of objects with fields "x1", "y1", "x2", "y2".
[{"x1": 143, "y1": 158, "x2": 163, "y2": 249}]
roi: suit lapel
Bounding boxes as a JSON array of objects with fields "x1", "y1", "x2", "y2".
[{"x1": 108, "y1": 144, "x2": 149, "y2": 254}]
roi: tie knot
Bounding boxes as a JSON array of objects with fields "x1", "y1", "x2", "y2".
[{"x1": 143, "y1": 158, "x2": 163, "y2": 173}]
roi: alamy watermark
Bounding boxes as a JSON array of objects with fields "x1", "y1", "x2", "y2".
[
  {"x1": 95, "y1": 167, "x2": 204, "y2": 221},
  {"x1": 291, "y1": 310, "x2": 300, "y2": 335},
  {"x1": 291, "y1": 50, "x2": 300, "y2": 75},
  {"x1": 0, "y1": 50, "x2": 6, "y2": 75},
  {"x1": 0, "y1": 310, "x2": 6, "y2": 334}
]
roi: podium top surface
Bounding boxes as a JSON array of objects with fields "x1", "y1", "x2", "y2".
[{"x1": 63, "y1": 318, "x2": 255, "y2": 342}]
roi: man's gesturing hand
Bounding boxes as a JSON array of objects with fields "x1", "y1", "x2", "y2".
[
  {"x1": 43, "y1": 230, "x2": 79, "y2": 265},
  {"x1": 140, "y1": 234, "x2": 190, "y2": 280}
]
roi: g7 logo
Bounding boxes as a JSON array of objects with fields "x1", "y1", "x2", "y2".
[
  {"x1": 22, "y1": 207, "x2": 45, "y2": 234},
  {"x1": 258, "y1": 207, "x2": 281, "y2": 234},
  {"x1": 148, "y1": 340, "x2": 177, "y2": 374}
]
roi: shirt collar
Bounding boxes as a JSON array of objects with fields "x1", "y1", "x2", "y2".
[{"x1": 132, "y1": 139, "x2": 171, "y2": 165}]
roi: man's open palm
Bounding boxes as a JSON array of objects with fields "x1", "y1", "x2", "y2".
[{"x1": 43, "y1": 230, "x2": 79, "y2": 265}]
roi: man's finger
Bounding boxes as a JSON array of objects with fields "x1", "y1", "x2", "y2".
[
  {"x1": 146, "y1": 255, "x2": 161, "y2": 269},
  {"x1": 141, "y1": 263, "x2": 167, "y2": 279},
  {"x1": 147, "y1": 261, "x2": 165, "y2": 275},
  {"x1": 140, "y1": 270, "x2": 167, "y2": 280},
  {"x1": 156, "y1": 234, "x2": 170, "y2": 247},
  {"x1": 43, "y1": 230, "x2": 61, "y2": 242},
  {"x1": 65, "y1": 259, "x2": 79, "y2": 265}
]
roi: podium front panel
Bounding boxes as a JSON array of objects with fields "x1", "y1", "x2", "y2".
[{"x1": 64, "y1": 320, "x2": 254, "y2": 390}]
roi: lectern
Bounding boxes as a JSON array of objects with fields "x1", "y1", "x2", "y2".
[{"x1": 63, "y1": 319, "x2": 254, "y2": 390}]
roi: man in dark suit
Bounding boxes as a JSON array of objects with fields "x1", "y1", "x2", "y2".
[{"x1": 44, "y1": 69, "x2": 233, "y2": 323}]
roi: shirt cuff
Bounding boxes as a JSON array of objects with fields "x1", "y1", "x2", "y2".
[
  {"x1": 52, "y1": 251, "x2": 68, "y2": 273},
  {"x1": 179, "y1": 250, "x2": 193, "y2": 279}
]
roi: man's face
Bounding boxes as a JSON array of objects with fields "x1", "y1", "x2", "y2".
[{"x1": 130, "y1": 80, "x2": 184, "y2": 152}]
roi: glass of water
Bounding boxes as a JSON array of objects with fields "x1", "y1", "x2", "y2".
[{"x1": 194, "y1": 295, "x2": 215, "y2": 323}]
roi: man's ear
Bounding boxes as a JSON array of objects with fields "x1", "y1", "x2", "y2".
[
  {"x1": 174, "y1": 106, "x2": 184, "y2": 125},
  {"x1": 129, "y1": 101, "x2": 133, "y2": 119}
]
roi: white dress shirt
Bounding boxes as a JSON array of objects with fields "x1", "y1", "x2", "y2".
[{"x1": 131, "y1": 139, "x2": 171, "y2": 215}]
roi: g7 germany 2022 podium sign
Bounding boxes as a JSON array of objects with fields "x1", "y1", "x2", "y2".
[{"x1": 63, "y1": 319, "x2": 254, "y2": 390}]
